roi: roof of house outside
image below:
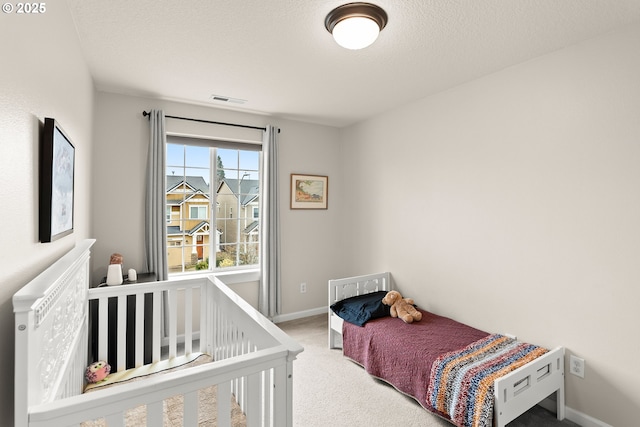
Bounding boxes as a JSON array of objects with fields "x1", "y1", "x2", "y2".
[
  {"x1": 221, "y1": 178, "x2": 259, "y2": 206},
  {"x1": 186, "y1": 221, "x2": 209, "y2": 235},
  {"x1": 243, "y1": 221, "x2": 259, "y2": 234},
  {"x1": 166, "y1": 175, "x2": 209, "y2": 193}
]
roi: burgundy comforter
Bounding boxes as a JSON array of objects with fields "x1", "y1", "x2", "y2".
[{"x1": 342, "y1": 309, "x2": 489, "y2": 418}]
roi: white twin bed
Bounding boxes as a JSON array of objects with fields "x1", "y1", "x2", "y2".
[
  {"x1": 328, "y1": 272, "x2": 566, "y2": 427},
  {"x1": 13, "y1": 239, "x2": 303, "y2": 427}
]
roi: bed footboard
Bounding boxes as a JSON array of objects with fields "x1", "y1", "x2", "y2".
[
  {"x1": 494, "y1": 346, "x2": 565, "y2": 427},
  {"x1": 327, "y1": 272, "x2": 391, "y2": 349}
]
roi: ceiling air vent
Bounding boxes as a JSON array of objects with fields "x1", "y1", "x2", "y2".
[{"x1": 210, "y1": 94, "x2": 247, "y2": 104}]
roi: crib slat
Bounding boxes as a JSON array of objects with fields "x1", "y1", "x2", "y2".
[
  {"x1": 147, "y1": 401, "x2": 163, "y2": 426},
  {"x1": 168, "y1": 289, "x2": 178, "y2": 358},
  {"x1": 98, "y1": 296, "x2": 109, "y2": 362},
  {"x1": 104, "y1": 413, "x2": 124, "y2": 427},
  {"x1": 218, "y1": 380, "x2": 231, "y2": 427},
  {"x1": 184, "y1": 390, "x2": 198, "y2": 426},
  {"x1": 152, "y1": 290, "x2": 162, "y2": 362},
  {"x1": 185, "y1": 287, "x2": 193, "y2": 354},
  {"x1": 217, "y1": 314, "x2": 223, "y2": 359},
  {"x1": 116, "y1": 295, "x2": 127, "y2": 371},
  {"x1": 237, "y1": 374, "x2": 245, "y2": 412},
  {"x1": 200, "y1": 282, "x2": 208, "y2": 353},
  {"x1": 135, "y1": 292, "x2": 145, "y2": 367},
  {"x1": 273, "y1": 363, "x2": 288, "y2": 427},
  {"x1": 246, "y1": 372, "x2": 261, "y2": 427},
  {"x1": 263, "y1": 369, "x2": 272, "y2": 427}
]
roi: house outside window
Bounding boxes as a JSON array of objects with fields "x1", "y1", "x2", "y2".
[{"x1": 166, "y1": 137, "x2": 260, "y2": 274}]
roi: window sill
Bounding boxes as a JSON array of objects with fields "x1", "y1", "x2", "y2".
[
  {"x1": 214, "y1": 268, "x2": 260, "y2": 284},
  {"x1": 169, "y1": 268, "x2": 260, "y2": 285}
]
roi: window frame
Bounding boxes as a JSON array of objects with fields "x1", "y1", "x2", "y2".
[{"x1": 165, "y1": 135, "x2": 262, "y2": 276}]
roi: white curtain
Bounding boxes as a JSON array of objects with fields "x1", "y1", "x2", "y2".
[
  {"x1": 259, "y1": 125, "x2": 280, "y2": 318},
  {"x1": 145, "y1": 110, "x2": 168, "y2": 280}
]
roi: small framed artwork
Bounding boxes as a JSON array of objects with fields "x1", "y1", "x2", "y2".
[
  {"x1": 40, "y1": 117, "x2": 75, "y2": 242},
  {"x1": 290, "y1": 174, "x2": 328, "y2": 209}
]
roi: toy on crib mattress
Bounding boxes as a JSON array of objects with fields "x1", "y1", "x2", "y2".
[
  {"x1": 381, "y1": 290, "x2": 422, "y2": 324},
  {"x1": 85, "y1": 360, "x2": 111, "y2": 383}
]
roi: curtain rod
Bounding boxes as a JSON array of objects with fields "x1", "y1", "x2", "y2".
[{"x1": 142, "y1": 110, "x2": 279, "y2": 132}]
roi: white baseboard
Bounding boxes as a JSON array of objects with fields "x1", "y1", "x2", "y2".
[
  {"x1": 565, "y1": 406, "x2": 613, "y2": 427},
  {"x1": 273, "y1": 306, "x2": 326, "y2": 323},
  {"x1": 539, "y1": 397, "x2": 612, "y2": 427}
]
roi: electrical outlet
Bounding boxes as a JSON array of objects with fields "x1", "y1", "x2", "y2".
[
  {"x1": 300, "y1": 282, "x2": 307, "y2": 293},
  {"x1": 570, "y1": 355, "x2": 585, "y2": 378}
]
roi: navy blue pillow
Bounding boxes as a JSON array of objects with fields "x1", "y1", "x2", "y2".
[{"x1": 330, "y1": 291, "x2": 390, "y2": 326}]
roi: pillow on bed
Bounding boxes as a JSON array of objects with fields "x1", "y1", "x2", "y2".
[{"x1": 330, "y1": 291, "x2": 390, "y2": 326}]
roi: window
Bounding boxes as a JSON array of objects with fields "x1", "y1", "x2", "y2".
[
  {"x1": 166, "y1": 137, "x2": 261, "y2": 274},
  {"x1": 190, "y1": 205, "x2": 207, "y2": 219}
]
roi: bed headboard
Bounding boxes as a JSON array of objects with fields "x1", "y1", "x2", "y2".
[
  {"x1": 13, "y1": 239, "x2": 95, "y2": 425},
  {"x1": 327, "y1": 272, "x2": 391, "y2": 349},
  {"x1": 328, "y1": 272, "x2": 392, "y2": 306}
]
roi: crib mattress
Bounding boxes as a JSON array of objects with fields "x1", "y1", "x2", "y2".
[{"x1": 85, "y1": 352, "x2": 210, "y2": 393}]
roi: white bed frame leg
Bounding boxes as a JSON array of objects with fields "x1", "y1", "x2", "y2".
[
  {"x1": 556, "y1": 384, "x2": 566, "y2": 421},
  {"x1": 328, "y1": 318, "x2": 343, "y2": 349}
]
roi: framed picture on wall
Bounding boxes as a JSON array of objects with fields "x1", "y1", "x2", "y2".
[
  {"x1": 290, "y1": 174, "x2": 328, "y2": 209},
  {"x1": 40, "y1": 117, "x2": 75, "y2": 242}
]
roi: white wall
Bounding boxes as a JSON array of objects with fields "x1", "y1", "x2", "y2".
[
  {"x1": 4, "y1": 3, "x2": 637, "y2": 425},
  {"x1": 91, "y1": 92, "x2": 343, "y2": 314},
  {"x1": 341, "y1": 23, "x2": 640, "y2": 427},
  {"x1": 0, "y1": 4, "x2": 95, "y2": 421}
]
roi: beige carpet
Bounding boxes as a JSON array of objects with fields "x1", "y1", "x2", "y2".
[
  {"x1": 277, "y1": 314, "x2": 579, "y2": 427},
  {"x1": 82, "y1": 355, "x2": 246, "y2": 427}
]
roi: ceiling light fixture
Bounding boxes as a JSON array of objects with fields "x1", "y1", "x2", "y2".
[{"x1": 325, "y1": 2, "x2": 388, "y2": 50}]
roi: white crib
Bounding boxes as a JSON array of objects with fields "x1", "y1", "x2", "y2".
[{"x1": 14, "y1": 239, "x2": 303, "y2": 427}]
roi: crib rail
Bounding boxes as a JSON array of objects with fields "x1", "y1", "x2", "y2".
[
  {"x1": 28, "y1": 346, "x2": 295, "y2": 427},
  {"x1": 75, "y1": 275, "x2": 302, "y2": 426},
  {"x1": 88, "y1": 277, "x2": 213, "y2": 371},
  {"x1": 88, "y1": 276, "x2": 296, "y2": 371}
]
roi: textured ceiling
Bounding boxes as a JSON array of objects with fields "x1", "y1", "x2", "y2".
[{"x1": 68, "y1": 0, "x2": 640, "y2": 128}]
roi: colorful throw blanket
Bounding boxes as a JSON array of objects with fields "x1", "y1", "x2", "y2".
[{"x1": 426, "y1": 334, "x2": 548, "y2": 427}]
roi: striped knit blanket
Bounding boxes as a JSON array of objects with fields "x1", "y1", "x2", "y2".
[{"x1": 426, "y1": 334, "x2": 548, "y2": 427}]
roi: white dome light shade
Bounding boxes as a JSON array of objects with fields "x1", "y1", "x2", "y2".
[
  {"x1": 332, "y1": 16, "x2": 380, "y2": 50},
  {"x1": 325, "y1": 3, "x2": 388, "y2": 50}
]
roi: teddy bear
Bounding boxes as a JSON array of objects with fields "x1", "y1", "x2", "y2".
[
  {"x1": 85, "y1": 360, "x2": 111, "y2": 384},
  {"x1": 381, "y1": 290, "x2": 422, "y2": 323}
]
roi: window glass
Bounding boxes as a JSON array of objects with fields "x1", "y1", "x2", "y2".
[{"x1": 166, "y1": 141, "x2": 260, "y2": 274}]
